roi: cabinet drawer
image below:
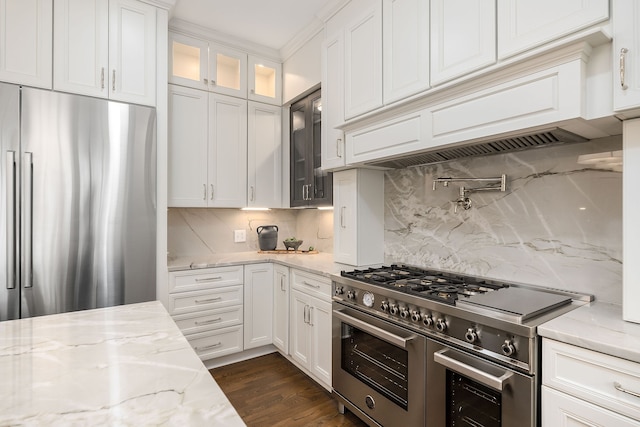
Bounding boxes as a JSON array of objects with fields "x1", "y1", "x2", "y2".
[
  {"x1": 185, "y1": 326, "x2": 243, "y2": 360},
  {"x1": 291, "y1": 269, "x2": 331, "y2": 300},
  {"x1": 169, "y1": 265, "x2": 243, "y2": 293},
  {"x1": 173, "y1": 306, "x2": 243, "y2": 335},
  {"x1": 167, "y1": 286, "x2": 243, "y2": 316},
  {"x1": 543, "y1": 339, "x2": 640, "y2": 421}
]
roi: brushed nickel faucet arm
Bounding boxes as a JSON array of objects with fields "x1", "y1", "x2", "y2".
[{"x1": 433, "y1": 174, "x2": 507, "y2": 212}]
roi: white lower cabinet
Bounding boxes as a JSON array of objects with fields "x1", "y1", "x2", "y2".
[
  {"x1": 289, "y1": 269, "x2": 332, "y2": 390},
  {"x1": 168, "y1": 266, "x2": 244, "y2": 361},
  {"x1": 273, "y1": 264, "x2": 289, "y2": 354},
  {"x1": 243, "y1": 263, "x2": 273, "y2": 350},
  {"x1": 542, "y1": 338, "x2": 640, "y2": 426}
]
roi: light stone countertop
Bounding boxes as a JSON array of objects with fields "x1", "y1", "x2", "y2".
[
  {"x1": 168, "y1": 251, "x2": 356, "y2": 278},
  {"x1": 0, "y1": 301, "x2": 245, "y2": 426},
  {"x1": 538, "y1": 301, "x2": 640, "y2": 364}
]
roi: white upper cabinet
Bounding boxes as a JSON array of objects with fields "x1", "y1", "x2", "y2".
[
  {"x1": 344, "y1": 0, "x2": 383, "y2": 119},
  {"x1": 0, "y1": 0, "x2": 52, "y2": 89},
  {"x1": 613, "y1": 0, "x2": 640, "y2": 114},
  {"x1": 497, "y1": 0, "x2": 609, "y2": 59},
  {"x1": 321, "y1": 32, "x2": 345, "y2": 170},
  {"x1": 209, "y1": 94, "x2": 247, "y2": 207},
  {"x1": 383, "y1": 0, "x2": 430, "y2": 103},
  {"x1": 168, "y1": 85, "x2": 247, "y2": 208},
  {"x1": 430, "y1": 0, "x2": 495, "y2": 85},
  {"x1": 54, "y1": 0, "x2": 156, "y2": 106},
  {"x1": 210, "y1": 43, "x2": 248, "y2": 98},
  {"x1": 168, "y1": 85, "x2": 209, "y2": 207},
  {"x1": 108, "y1": 0, "x2": 156, "y2": 105},
  {"x1": 248, "y1": 55, "x2": 282, "y2": 105},
  {"x1": 247, "y1": 102, "x2": 282, "y2": 208},
  {"x1": 169, "y1": 32, "x2": 209, "y2": 91}
]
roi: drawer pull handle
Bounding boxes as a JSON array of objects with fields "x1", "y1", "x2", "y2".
[
  {"x1": 195, "y1": 297, "x2": 222, "y2": 304},
  {"x1": 195, "y1": 276, "x2": 223, "y2": 282},
  {"x1": 195, "y1": 342, "x2": 222, "y2": 351},
  {"x1": 614, "y1": 382, "x2": 640, "y2": 399},
  {"x1": 195, "y1": 317, "x2": 223, "y2": 326},
  {"x1": 303, "y1": 280, "x2": 321, "y2": 289}
]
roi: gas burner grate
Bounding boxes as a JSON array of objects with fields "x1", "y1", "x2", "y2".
[{"x1": 341, "y1": 264, "x2": 508, "y2": 305}]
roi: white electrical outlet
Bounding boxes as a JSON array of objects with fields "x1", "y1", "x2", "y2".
[{"x1": 234, "y1": 229, "x2": 246, "y2": 243}]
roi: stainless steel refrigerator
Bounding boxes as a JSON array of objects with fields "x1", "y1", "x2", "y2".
[{"x1": 0, "y1": 83, "x2": 156, "y2": 320}]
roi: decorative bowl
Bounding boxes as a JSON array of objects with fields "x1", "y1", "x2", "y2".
[{"x1": 283, "y1": 240, "x2": 303, "y2": 251}]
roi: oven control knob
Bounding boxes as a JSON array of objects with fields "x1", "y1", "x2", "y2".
[
  {"x1": 423, "y1": 315, "x2": 434, "y2": 327},
  {"x1": 389, "y1": 304, "x2": 399, "y2": 315},
  {"x1": 334, "y1": 286, "x2": 344, "y2": 296},
  {"x1": 399, "y1": 307, "x2": 409, "y2": 319},
  {"x1": 347, "y1": 290, "x2": 356, "y2": 300},
  {"x1": 465, "y1": 328, "x2": 478, "y2": 343},
  {"x1": 411, "y1": 311, "x2": 422, "y2": 322},
  {"x1": 502, "y1": 340, "x2": 516, "y2": 357},
  {"x1": 362, "y1": 292, "x2": 375, "y2": 308},
  {"x1": 380, "y1": 301, "x2": 389, "y2": 312},
  {"x1": 435, "y1": 318, "x2": 447, "y2": 332}
]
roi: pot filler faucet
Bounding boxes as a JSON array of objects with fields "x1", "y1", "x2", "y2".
[{"x1": 433, "y1": 174, "x2": 507, "y2": 213}]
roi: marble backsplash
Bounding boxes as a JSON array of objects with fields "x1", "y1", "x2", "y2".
[
  {"x1": 168, "y1": 208, "x2": 334, "y2": 257},
  {"x1": 385, "y1": 137, "x2": 623, "y2": 305}
]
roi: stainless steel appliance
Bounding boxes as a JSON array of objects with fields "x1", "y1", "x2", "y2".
[
  {"x1": 0, "y1": 83, "x2": 156, "y2": 320},
  {"x1": 332, "y1": 264, "x2": 592, "y2": 427}
]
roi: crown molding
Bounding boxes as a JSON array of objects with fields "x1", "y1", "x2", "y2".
[
  {"x1": 140, "y1": 0, "x2": 176, "y2": 11},
  {"x1": 280, "y1": 19, "x2": 324, "y2": 62},
  {"x1": 169, "y1": 18, "x2": 282, "y2": 61},
  {"x1": 317, "y1": 0, "x2": 351, "y2": 22}
]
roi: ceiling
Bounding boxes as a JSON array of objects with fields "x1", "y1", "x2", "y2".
[{"x1": 171, "y1": 0, "x2": 334, "y2": 51}]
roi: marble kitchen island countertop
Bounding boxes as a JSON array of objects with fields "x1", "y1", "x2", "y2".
[
  {"x1": 539, "y1": 301, "x2": 640, "y2": 364},
  {"x1": 0, "y1": 301, "x2": 245, "y2": 426},
  {"x1": 168, "y1": 251, "x2": 356, "y2": 277}
]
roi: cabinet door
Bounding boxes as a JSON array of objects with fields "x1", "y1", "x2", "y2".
[
  {"x1": 54, "y1": 0, "x2": 109, "y2": 98},
  {"x1": 497, "y1": 0, "x2": 609, "y2": 59},
  {"x1": 248, "y1": 55, "x2": 282, "y2": 105},
  {"x1": 247, "y1": 102, "x2": 282, "y2": 208},
  {"x1": 244, "y1": 263, "x2": 273, "y2": 350},
  {"x1": 383, "y1": 0, "x2": 430, "y2": 103},
  {"x1": 333, "y1": 169, "x2": 358, "y2": 264},
  {"x1": 310, "y1": 297, "x2": 332, "y2": 388},
  {"x1": 273, "y1": 264, "x2": 289, "y2": 353},
  {"x1": 542, "y1": 386, "x2": 640, "y2": 427},
  {"x1": 430, "y1": 0, "x2": 495, "y2": 85},
  {"x1": 344, "y1": 0, "x2": 383, "y2": 119},
  {"x1": 168, "y1": 85, "x2": 209, "y2": 207},
  {"x1": 321, "y1": 33, "x2": 346, "y2": 170},
  {"x1": 210, "y1": 42, "x2": 247, "y2": 98},
  {"x1": 169, "y1": 32, "x2": 209, "y2": 91},
  {"x1": 290, "y1": 289, "x2": 311, "y2": 368},
  {"x1": 613, "y1": 0, "x2": 640, "y2": 112},
  {"x1": 624, "y1": 119, "x2": 640, "y2": 321},
  {"x1": 0, "y1": 0, "x2": 52, "y2": 89},
  {"x1": 209, "y1": 94, "x2": 247, "y2": 207},
  {"x1": 108, "y1": 0, "x2": 156, "y2": 106}
]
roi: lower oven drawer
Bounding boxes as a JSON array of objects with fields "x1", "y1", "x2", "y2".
[
  {"x1": 185, "y1": 325, "x2": 243, "y2": 361},
  {"x1": 332, "y1": 305, "x2": 427, "y2": 427}
]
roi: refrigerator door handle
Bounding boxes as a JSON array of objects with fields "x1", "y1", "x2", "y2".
[
  {"x1": 23, "y1": 152, "x2": 33, "y2": 289},
  {"x1": 6, "y1": 151, "x2": 16, "y2": 289}
]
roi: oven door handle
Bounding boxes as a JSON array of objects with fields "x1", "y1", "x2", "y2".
[
  {"x1": 434, "y1": 349, "x2": 513, "y2": 391},
  {"x1": 333, "y1": 309, "x2": 416, "y2": 349}
]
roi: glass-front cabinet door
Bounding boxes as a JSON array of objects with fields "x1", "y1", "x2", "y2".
[
  {"x1": 169, "y1": 32, "x2": 209, "y2": 91},
  {"x1": 209, "y1": 43, "x2": 247, "y2": 98},
  {"x1": 290, "y1": 88, "x2": 332, "y2": 208},
  {"x1": 249, "y1": 55, "x2": 282, "y2": 105}
]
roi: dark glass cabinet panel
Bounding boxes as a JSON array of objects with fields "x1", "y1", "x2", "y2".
[{"x1": 290, "y1": 89, "x2": 332, "y2": 207}]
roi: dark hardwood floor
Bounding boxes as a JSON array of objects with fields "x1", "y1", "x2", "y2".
[{"x1": 210, "y1": 352, "x2": 368, "y2": 427}]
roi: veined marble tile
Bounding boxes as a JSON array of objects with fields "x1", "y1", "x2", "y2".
[{"x1": 385, "y1": 138, "x2": 622, "y2": 304}]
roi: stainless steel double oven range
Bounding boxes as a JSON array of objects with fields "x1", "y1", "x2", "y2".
[{"x1": 331, "y1": 264, "x2": 592, "y2": 427}]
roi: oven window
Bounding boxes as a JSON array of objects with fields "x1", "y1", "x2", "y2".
[
  {"x1": 447, "y1": 371, "x2": 501, "y2": 426},
  {"x1": 341, "y1": 323, "x2": 409, "y2": 409}
]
